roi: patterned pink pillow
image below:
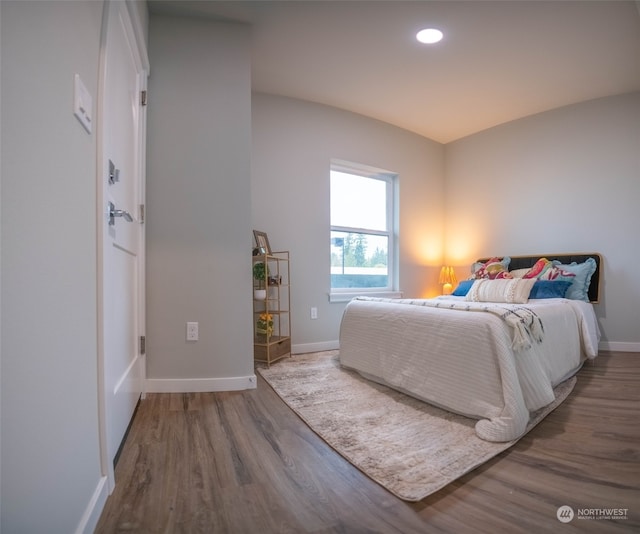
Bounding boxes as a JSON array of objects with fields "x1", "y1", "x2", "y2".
[
  {"x1": 472, "y1": 257, "x2": 513, "y2": 280},
  {"x1": 523, "y1": 258, "x2": 553, "y2": 279}
]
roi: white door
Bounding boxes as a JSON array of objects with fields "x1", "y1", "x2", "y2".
[{"x1": 98, "y1": 0, "x2": 148, "y2": 490}]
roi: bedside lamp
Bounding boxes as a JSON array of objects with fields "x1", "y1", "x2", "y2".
[{"x1": 439, "y1": 266, "x2": 457, "y2": 295}]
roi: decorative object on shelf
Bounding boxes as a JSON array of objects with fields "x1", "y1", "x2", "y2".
[
  {"x1": 267, "y1": 274, "x2": 282, "y2": 299},
  {"x1": 253, "y1": 261, "x2": 268, "y2": 300},
  {"x1": 253, "y1": 229, "x2": 272, "y2": 255},
  {"x1": 439, "y1": 265, "x2": 457, "y2": 295},
  {"x1": 256, "y1": 313, "x2": 274, "y2": 337}
]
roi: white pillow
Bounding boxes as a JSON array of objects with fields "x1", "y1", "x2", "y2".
[
  {"x1": 465, "y1": 278, "x2": 536, "y2": 304},
  {"x1": 509, "y1": 268, "x2": 529, "y2": 278}
]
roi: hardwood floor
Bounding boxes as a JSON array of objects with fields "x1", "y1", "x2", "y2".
[{"x1": 96, "y1": 352, "x2": 639, "y2": 533}]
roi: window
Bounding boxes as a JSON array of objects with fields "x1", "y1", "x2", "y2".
[{"x1": 330, "y1": 161, "x2": 399, "y2": 301}]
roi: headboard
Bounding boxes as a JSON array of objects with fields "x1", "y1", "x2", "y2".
[{"x1": 477, "y1": 253, "x2": 602, "y2": 303}]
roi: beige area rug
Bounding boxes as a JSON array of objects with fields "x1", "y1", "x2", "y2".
[{"x1": 257, "y1": 350, "x2": 576, "y2": 502}]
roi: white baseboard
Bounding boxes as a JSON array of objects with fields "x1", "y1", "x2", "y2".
[
  {"x1": 75, "y1": 475, "x2": 108, "y2": 534},
  {"x1": 146, "y1": 374, "x2": 257, "y2": 393},
  {"x1": 292, "y1": 340, "x2": 339, "y2": 354},
  {"x1": 599, "y1": 341, "x2": 640, "y2": 353}
]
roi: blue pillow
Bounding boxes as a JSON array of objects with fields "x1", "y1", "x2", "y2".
[
  {"x1": 452, "y1": 279, "x2": 474, "y2": 296},
  {"x1": 554, "y1": 258, "x2": 597, "y2": 301},
  {"x1": 529, "y1": 280, "x2": 572, "y2": 299}
]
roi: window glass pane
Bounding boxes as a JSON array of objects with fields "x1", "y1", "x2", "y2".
[
  {"x1": 330, "y1": 171, "x2": 387, "y2": 231},
  {"x1": 331, "y1": 231, "x2": 388, "y2": 289}
]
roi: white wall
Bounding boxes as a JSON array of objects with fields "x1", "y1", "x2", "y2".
[
  {"x1": 1, "y1": 1, "x2": 105, "y2": 532},
  {"x1": 445, "y1": 92, "x2": 640, "y2": 349},
  {"x1": 252, "y1": 94, "x2": 445, "y2": 351},
  {"x1": 145, "y1": 15, "x2": 254, "y2": 386}
]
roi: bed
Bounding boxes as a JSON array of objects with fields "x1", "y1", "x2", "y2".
[{"x1": 338, "y1": 254, "x2": 602, "y2": 442}]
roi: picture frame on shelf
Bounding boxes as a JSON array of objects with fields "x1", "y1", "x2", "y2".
[{"x1": 253, "y1": 230, "x2": 272, "y2": 255}]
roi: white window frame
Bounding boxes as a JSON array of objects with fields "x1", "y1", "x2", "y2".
[{"x1": 329, "y1": 160, "x2": 402, "y2": 302}]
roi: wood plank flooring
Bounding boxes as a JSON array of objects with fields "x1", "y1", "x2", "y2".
[{"x1": 96, "y1": 352, "x2": 639, "y2": 533}]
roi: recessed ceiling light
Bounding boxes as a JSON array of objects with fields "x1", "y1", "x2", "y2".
[{"x1": 416, "y1": 28, "x2": 443, "y2": 44}]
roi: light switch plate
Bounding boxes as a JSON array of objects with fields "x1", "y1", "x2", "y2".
[{"x1": 73, "y1": 74, "x2": 93, "y2": 134}]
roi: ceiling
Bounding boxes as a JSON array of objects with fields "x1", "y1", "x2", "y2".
[{"x1": 148, "y1": 0, "x2": 640, "y2": 143}]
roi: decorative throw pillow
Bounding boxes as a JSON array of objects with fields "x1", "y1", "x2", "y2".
[
  {"x1": 538, "y1": 266, "x2": 576, "y2": 282},
  {"x1": 471, "y1": 257, "x2": 512, "y2": 280},
  {"x1": 452, "y1": 279, "x2": 474, "y2": 296},
  {"x1": 509, "y1": 268, "x2": 529, "y2": 278},
  {"x1": 465, "y1": 278, "x2": 536, "y2": 304},
  {"x1": 522, "y1": 258, "x2": 553, "y2": 279},
  {"x1": 529, "y1": 280, "x2": 573, "y2": 299},
  {"x1": 554, "y1": 258, "x2": 597, "y2": 301}
]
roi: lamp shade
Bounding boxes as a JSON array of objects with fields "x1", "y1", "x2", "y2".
[{"x1": 439, "y1": 266, "x2": 457, "y2": 294}]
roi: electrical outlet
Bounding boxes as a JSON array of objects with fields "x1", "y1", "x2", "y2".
[
  {"x1": 311, "y1": 307, "x2": 318, "y2": 319},
  {"x1": 186, "y1": 321, "x2": 199, "y2": 341}
]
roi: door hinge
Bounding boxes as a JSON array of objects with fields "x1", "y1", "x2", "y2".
[
  {"x1": 139, "y1": 204, "x2": 145, "y2": 223},
  {"x1": 141, "y1": 90, "x2": 147, "y2": 106},
  {"x1": 140, "y1": 335, "x2": 146, "y2": 355}
]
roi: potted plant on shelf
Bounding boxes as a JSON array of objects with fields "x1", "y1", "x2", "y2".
[{"x1": 253, "y1": 261, "x2": 268, "y2": 300}]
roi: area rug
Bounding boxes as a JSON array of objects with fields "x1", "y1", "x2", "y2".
[{"x1": 257, "y1": 351, "x2": 575, "y2": 502}]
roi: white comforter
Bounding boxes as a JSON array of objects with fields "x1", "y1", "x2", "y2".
[{"x1": 338, "y1": 296, "x2": 600, "y2": 442}]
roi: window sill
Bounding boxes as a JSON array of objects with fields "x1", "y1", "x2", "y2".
[{"x1": 328, "y1": 290, "x2": 403, "y2": 303}]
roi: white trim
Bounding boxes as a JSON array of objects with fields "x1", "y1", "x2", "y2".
[
  {"x1": 125, "y1": 0, "x2": 150, "y2": 73},
  {"x1": 96, "y1": 0, "x2": 149, "y2": 494},
  {"x1": 96, "y1": 0, "x2": 111, "y2": 494},
  {"x1": 331, "y1": 158, "x2": 397, "y2": 177},
  {"x1": 135, "y1": 59, "x2": 148, "y2": 404},
  {"x1": 74, "y1": 476, "x2": 109, "y2": 534},
  {"x1": 293, "y1": 340, "x2": 340, "y2": 354},
  {"x1": 146, "y1": 374, "x2": 258, "y2": 393},
  {"x1": 330, "y1": 160, "x2": 399, "y2": 296},
  {"x1": 329, "y1": 290, "x2": 403, "y2": 303},
  {"x1": 598, "y1": 341, "x2": 640, "y2": 353}
]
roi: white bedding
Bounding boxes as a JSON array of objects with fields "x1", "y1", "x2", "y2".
[{"x1": 338, "y1": 296, "x2": 600, "y2": 442}]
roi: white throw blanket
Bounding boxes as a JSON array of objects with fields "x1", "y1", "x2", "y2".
[{"x1": 353, "y1": 297, "x2": 544, "y2": 352}]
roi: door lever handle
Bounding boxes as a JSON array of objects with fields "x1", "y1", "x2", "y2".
[{"x1": 108, "y1": 201, "x2": 133, "y2": 226}]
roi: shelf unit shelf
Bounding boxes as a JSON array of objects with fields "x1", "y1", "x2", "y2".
[{"x1": 252, "y1": 251, "x2": 291, "y2": 367}]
